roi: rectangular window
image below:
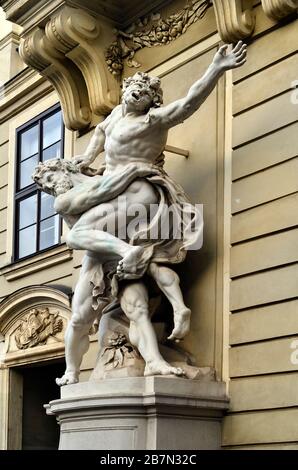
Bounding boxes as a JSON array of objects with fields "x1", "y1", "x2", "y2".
[{"x1": 15, "y1": 105, "x2": 64, "y2": 260}]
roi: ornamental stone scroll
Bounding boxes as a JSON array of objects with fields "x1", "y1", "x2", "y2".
[
  {"x1": 19, "y1": 27, "x2": 92, "y2": 130},
  {"x1": 45, "y1": 6, "x2": 119, "y2": 116},
  {"x1": 261, "y1": 0, "x2": 298, "y2": 20},
  {"x1": 212, "y1": 0, "x2": 256, "y2": 43},
  {"x1": 19, "y1": 6, "x2": 120, "y2": 130}
]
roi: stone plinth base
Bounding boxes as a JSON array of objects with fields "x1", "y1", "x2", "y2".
[{"x1": 46, "y1": 377, "x2": 229, "y2": 450}]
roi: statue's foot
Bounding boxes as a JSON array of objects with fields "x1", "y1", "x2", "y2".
[
  {"x1": 56, "y1": 371, "x2": 79, "y2": 386},
  {"x1": 116, "y1": 245, "x2": 153, "y2": 280},
  {"x1": 144, "y1": 360, "x2": 185, "y2": 377},
  {"x1": 168, "y1": 307, "x2": 191, "y2": 342}
]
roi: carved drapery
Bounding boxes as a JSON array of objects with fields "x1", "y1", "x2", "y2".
[
  {"x1": 212, "y1": 0, "x2": 255, "y2": 43},
  {"x1": 19, "y1": 6, "x2": 119, "y2": 130},
  {"x1": 261, "y1": 0, "x2": 298, "y2": 20}
]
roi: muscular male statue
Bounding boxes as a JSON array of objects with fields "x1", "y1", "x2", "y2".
[{"x1": 33, "y1": 41, "x2": 247, "y2": 385}]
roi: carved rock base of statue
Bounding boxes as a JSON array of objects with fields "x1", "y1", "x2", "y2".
[
  {"x1": 46, "y1": 377, "x2": 229, "y2": 450},
  {"x1": 90, "y1": 307, "x2": 215, "y2": 381}
]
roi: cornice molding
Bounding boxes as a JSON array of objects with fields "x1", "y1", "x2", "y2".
[
  {"x1": 261, "y1": 0, "x2": 298, "y2": 20},
  {"x1": 0, "y1": 67, "x2": 39, "y2": 108},
  {"x1": 212, "y1": 0, "x2": 255, "y2": 43},
  {"x1": 0, "y1": 30, "x2": 21, "y2": 50},
  {"x1": 0, "y1": 1, "x2": 174, "y2": 29},
  {"x1": 0, "y1": 245, "x2": 73, "y2": 281}
]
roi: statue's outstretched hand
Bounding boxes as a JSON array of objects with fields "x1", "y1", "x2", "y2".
[{"x1": 213, "y1": 40, "x2": 247, "y2": 71}]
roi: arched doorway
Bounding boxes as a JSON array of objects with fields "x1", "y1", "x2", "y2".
[{"x1": 0, "y1": 286, "x2": 71, "y2": 449}]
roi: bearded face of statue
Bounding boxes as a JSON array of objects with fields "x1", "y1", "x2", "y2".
[{"x1": 34, "y1": 169, "x2": 73, "y2": 196}]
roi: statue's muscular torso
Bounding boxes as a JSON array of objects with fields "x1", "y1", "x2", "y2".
[{"x1": 103, "y1": 106, "x2": 168, "y2": 173}]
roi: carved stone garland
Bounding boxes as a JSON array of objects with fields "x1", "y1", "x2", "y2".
[{"x1": 105, "y1": 0, "x2": 212, "y2": 77}]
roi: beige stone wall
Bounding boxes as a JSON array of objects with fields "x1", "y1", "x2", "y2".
[
  {"x1": 0, "y1": 8, "x2": 24, "y2": 85},
  {"x1": 222, "y1": 4, "x2": 298, "y2": 449},
  {"x1": 0, "y1": 0, "x2": 297, "y2": 449}
]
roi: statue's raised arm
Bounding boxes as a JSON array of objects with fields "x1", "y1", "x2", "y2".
[
  {"x1": 151, "y1": 41, "x2": 247, "y2": 129},
  {"x1": 72, "y1": 124, "x2": 105, "y2": 170},
  {"x1": 72, "y1": 106, "x2": 120, "y2": 170}
]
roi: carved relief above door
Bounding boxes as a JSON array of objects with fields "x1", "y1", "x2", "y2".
[{"x1": 0, "y1": 286, "x2": 71, "y2": 366}]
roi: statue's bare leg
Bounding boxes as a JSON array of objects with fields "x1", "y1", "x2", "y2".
[
  {"x1": 67, "y1": 221, "x2": 144, "y2": 272},
  {"x1": 66, "y1": 179, "x2": 158, "y2": 279},
  {"x1": 120, "y1": 281, "x2": 184, "y2": 377},
  {"x1": 56, "y1": 255, "x2": 107, "y2": 386},
  {"x1": 149, "y1": 263, "x2": 191, "y2": 342}
]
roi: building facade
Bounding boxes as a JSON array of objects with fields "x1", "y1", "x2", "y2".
[{"x1": 0, "y1": 0, "x2": 297, "y2": 449}]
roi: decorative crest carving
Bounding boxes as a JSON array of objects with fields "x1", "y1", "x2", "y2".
[
  {"x1": 105, "y1": 0, "x2": 211, "y2": 76},
  {"x1": 212, "y1": 0, "x2": 255, "y2": 43},
  {"x1": 261, "y1": 0, "x2": 298, "y2": 20},
  {"x1": 14, "y1": 308, "x2": 63, "y2": 349}
]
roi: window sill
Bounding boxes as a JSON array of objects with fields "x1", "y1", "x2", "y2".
[{"x1": 0, "y1": 244, "x2": 73, "y2": 282}]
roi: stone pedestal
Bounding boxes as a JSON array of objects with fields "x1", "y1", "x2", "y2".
[{"x1": 46, "y1": 377, "x2": 229, "y2": 450}]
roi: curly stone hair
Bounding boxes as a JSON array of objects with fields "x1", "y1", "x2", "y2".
[
  {"x1": 32, "y1": 158, "x2": 79, "y2": 195},
  {"x1": 122, "y1": 72, "x2": 163, "y2": 108}
]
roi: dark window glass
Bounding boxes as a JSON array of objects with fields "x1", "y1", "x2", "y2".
[
  {"x1": 43, "y1": 142, "x2": 61, "y2": 161},
  {"x1": 40, "y1": 215, "x2": 60, "y2": 250},
  {"x1": 20, "y1": 154, "x2": 39, "y2": 189},
  {"x1": 18, "y1": 194, "x2": 37, "y2": 229},
  {"x1": 40, "y1": 193, "x2": 56, "y2": 220},
  {"x1": 43, "y1": 113, "x2": 62, "y2": 149},
  {"x1": 18, "y1": 225, "x2": 37, "y2": 258},
  {"x1": 15, "y1": 105, "x2": 64, "y2": 260},
  {"x1": 20, "y1": 125, "x2": 38, "y2": 160}
]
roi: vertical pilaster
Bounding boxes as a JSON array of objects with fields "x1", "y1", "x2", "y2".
[{"x1": 0, "y1": 365, "x2": 9, "y2": 450}]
